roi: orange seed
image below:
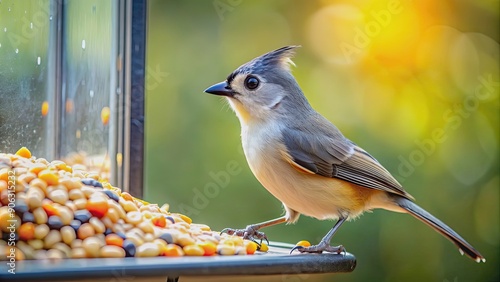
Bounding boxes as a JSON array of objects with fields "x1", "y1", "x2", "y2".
[
  {"x1": 15, "y1": 147, "x2": 32, "y2": 158},
  {"x1": 105, "y1": 234, "x2": 124, "y2": 247}
]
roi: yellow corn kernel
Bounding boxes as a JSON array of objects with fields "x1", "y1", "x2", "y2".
[
  {"x1": 245, "y1": 241, "x2": 258, "y2": 255},
  {"x1": 296, "y1": 240, "x2": 311, "y2": 248},
  {"x1": 199, "y1": 241, "x2": 216, "y2": 256},
  {"x1": 177, "y1": 214, "x2": 192, "y2": 224},
  {"x1": 16, "y1": 147, "x2": 32, "y2": 158},
  {"x1": 29, "y1": 163, "x2": 47, "y2": 175},
  {"x1": 183, "y1": 245, "x2": 204, "y2": 256},
  {"x1": 164, "y1": 244, "x2": 184, "y2": 256},
  {"x1": 258, "y1": 242, "x2": 269, "y2": 252},
  {"x1": 0, "y1": 168, "x2": 9, "y2": 182},
  {"x1": 38, "y1": 169, "x2": 59, "y2": 186}
]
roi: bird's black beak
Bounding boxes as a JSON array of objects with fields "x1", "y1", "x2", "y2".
[{"x1": 204, "y1": 81, "x2": 234, "y2": 97}]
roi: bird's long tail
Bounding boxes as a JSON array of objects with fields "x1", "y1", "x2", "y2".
[{"x1": 393, "y1": 196, "x2": 485, "y2": 263}]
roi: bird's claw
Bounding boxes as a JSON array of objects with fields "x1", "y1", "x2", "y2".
[
  {"x1": 290, "y1": 242, "x2": 345, "y2": 255},
  {"x1": 220, "y1": 225, "x2": 269, "y2": 245}
]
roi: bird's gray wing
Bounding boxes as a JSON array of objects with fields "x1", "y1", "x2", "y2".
[{"x1": 280, "y1": 123, "x2": 413, "y2": 200}]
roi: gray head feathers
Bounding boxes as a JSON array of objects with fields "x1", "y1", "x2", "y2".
[{"x1": 227, "y1": 45, "x2": 300, "y2": 84}]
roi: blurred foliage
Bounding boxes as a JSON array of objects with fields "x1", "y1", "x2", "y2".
[{"x1": 145, "y1": 1, "x2": 499, "y2": 281}]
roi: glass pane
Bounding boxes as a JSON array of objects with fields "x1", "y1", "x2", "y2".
[
  {"x1": 60, "y1": 0, "x2": 116, "y2": 180},
  {"x1": 0, "y1": 0, "x2": 55, "y2": 157}
]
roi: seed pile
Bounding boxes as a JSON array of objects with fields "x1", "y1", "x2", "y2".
[{"x1": 0, "y1": 147, "x2": 260, "y2": 260}]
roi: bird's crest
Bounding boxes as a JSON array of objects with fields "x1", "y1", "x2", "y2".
[{"x1": 227, "y1": 45, "x2": 300, "y2": 84}]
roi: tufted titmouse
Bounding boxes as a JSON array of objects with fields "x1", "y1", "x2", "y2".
[{"x1": 204, "y1": 46, "x2": 485, "y2": 262}]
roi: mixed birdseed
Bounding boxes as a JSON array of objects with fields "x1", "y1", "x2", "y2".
[{"x1": 0, "y1": 147, "x2": 261, "y2": 260}]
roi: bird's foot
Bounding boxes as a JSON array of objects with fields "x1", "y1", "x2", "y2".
[
  {"x1": 290, "y1": 241, "x2": 345, "y2": 254},
  {"x1": 220, "y1": 225, "x2": 269, "y2": 245}
]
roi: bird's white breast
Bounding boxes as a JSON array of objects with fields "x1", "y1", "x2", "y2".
[{"x1": 241, "y1": 122, "x2": 350, "y2": 221}]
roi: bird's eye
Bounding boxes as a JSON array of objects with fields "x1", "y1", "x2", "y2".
[{"x1": 244, "y1": 76, "x2": 260, "y2": 90}]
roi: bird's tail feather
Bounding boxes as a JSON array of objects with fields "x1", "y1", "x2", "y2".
[{"x1": 394, "y1": 196, "x2": 485, "y2": 263}]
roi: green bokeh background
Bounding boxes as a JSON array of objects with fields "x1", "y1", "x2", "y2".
[{"x1": 144, "y1": 1, "x2": 499, "y2": 282}]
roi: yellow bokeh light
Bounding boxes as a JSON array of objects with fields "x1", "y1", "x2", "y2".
[
  {"x1": 308, "y1": 4, "x2": 366, "y2": 65},
  {"x1": 369, "y1": 2, "x2": 421, "y2": 67}
]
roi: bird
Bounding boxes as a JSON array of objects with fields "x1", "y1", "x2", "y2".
[{"x1": 204, "y1": 45, "x2": 485, "y2": 263}]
